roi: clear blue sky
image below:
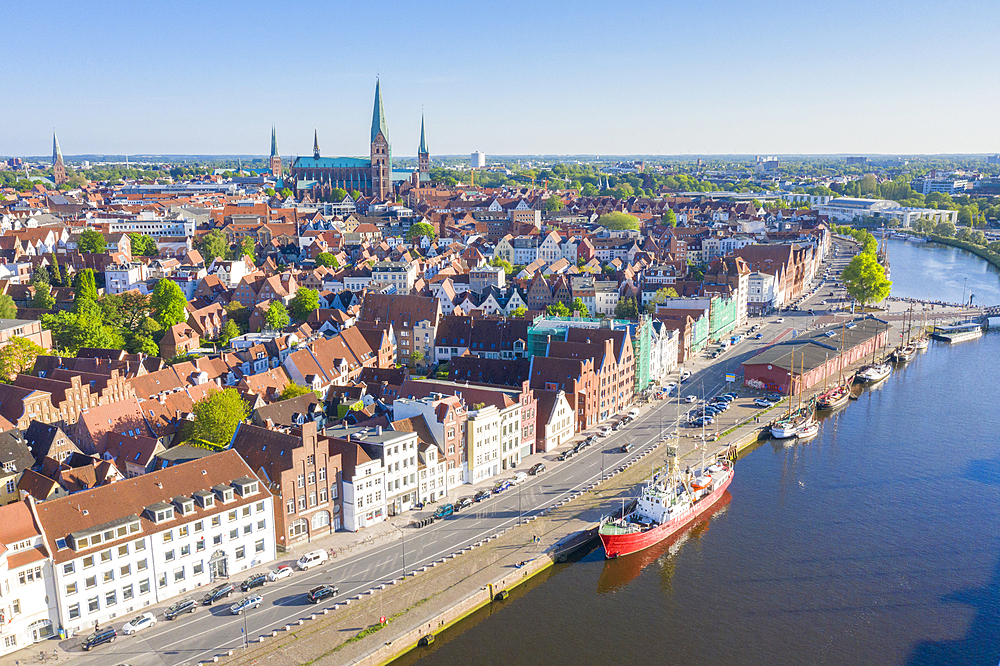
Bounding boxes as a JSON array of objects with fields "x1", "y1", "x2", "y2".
[{"x1": 5, "y1": 0, "x2": 998, "y2": 157}]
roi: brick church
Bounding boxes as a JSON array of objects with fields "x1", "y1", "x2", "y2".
[{"x1": 282, "y1": 80, "x2": 429, "y2": 202}]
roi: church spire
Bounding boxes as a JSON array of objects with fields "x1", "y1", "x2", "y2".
[
  {"x1": 52, "y1": 131, "x2": 63, "y2": 166},
  {"x1": 419, "y1": 114, "x2": 428, "y2": 155},
  {"x1": 313, "y1": 129, "x2": 320, "y2": 159},
  {"x1": 371, "y1": 78, "x2": 389, "y2": 143},
  {"x1": 270, "y1": 125, "x2": 279, "y2": 158}
]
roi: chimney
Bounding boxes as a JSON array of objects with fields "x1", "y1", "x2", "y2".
[
  {"x1": 376, "y1": 425, "x2": 382, "y2": 436},
  {"x1": 265, "y1": 418, "x2": 275, "y2": 429}
]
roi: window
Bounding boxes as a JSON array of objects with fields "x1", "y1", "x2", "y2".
[
  {"x1": 193, "y1": 560, "x2": 204, "y2": 576},
  {"x1": 11, "y1": 599, "x2": 20, "y2": 615},
  {"x1": 196, "y1": 538, "x2": 205, "y2": 552},
  {"x1": 105, "y1": 590, "x2": 117, "y2": 607},
  {"x1": 255, "y1": 539, "x2": 265, "y2": 554},
  {"x1": 306, "y1": 454, "x2": 315, "y2": 466},
  {"x1": 164, "y1": 550, "x2": 175, "y2": 562},
  {"x1": 122, "y1": 584, "x2": 133, "y2": 601},
  {"x1": 235, "y1": 546, "x2": 245, "y2": 560},
  {"x1": 308, "y1": 492, "x2": 316, "y2": 507},
  {"x1": 297, "y1": 474, "x2": 305, "y2": 488},
  {"x1": 68, "y1": 603, "x2": 80, "y2": 620},
  {"x1": 179, "y1": 525, "x2": 189, "y2": 537},
  {"x1": 65, "y1": 582, "x2": 77, "y2": 596},
  {"x1": 83, "y1": 555, "x2": 95, "y2": 569},
  {"x1": 307, "y1": 472, "x2": 316, "y2": 485},
  {"x1": 298, "y1": 496, "x2": 306, "y2": 510},
  {"x1": 318, "y1": 468, "x2": 326, "y2": 482},
  {"x1": 229, "y1": 529, "x2": 238, "y2": 541},
  {"x1": 194, "y1": 521, "x2": 204, "y2": 533},
  {"x1": 63, "y1": 562, "x2": 75, "y2": 575},
  {"x1": 4, "y1": 636, "x2": 16, "y2": 649},
  {"x1": 228, "y1": 510, "x2": 237, "y2": 522},
  {"x1": 5, "y1": 479, "x2": 13, "y2": 494},
  {"x1": 139, "y1": 578, "x2": 150, "y2": 595},
  {"x1": 174, "y1": 567, "x2": 185, "y2": 582},
  {"x1": 243, "y1": 524, "x2": 252, "y2": 535},
  {"x1": 181, "y1": 544, "x2": 190, "y2": 557},
  {"x1": 319, "y1": 488, "x2": 327, "y2": 503},
  {"x1": 88, "y1": 597, "x2": 99, "y2": 613},
  {"x1": 134, "y1": 538, "x2": 146, "y2": 552},
  {"x1": 213, "y1": 534, "x2": 222, "y2": 546},
  {"x1": 103, "y1": 570, "x2": 114, "y2": 583},
  {"x1": 85, "y1": 576, "x2": 97, "y2": 589},
  {"x1": 211, "y1": 516, "x2": 221, "y2": 527},
  {"x1": 117, "y1": 544, "x2": 129, "y2": 557},
  {"x1": 255, "y1": 501, "x2": 265, "y2": 513},
  {"x1": 120, "y1": 564, "x2": 131, "y2": 577},
  {"x1": 158, "y1": 573, "x2": 167, "y2": 589},
  {"x1": 137, "y1": 558, "x2": 148, "y2": 572},
  {"x1": 286, "y1": 500, "x2": 295, "y2": 514}
]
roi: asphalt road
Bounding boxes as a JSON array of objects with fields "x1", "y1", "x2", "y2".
[{"x1": 61, "y1": 243, "x2": 853, "y2": 666}]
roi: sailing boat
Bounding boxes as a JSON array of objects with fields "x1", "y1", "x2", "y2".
[
  {"x1": 817, "y1": 324, "x2": 851, "y2": 410},
  {"x1": 891, "y1": 303, "x2": 916, "y2": 362},
  {"x1": 914, "y1": 308, "x2": 930, "y2": 350},
  {"x1": 858, "y1": 320, "x2": 891, "y2": 383},
  {"x1": 770, "y1": 353, "x2": 815, "y2": 439}
]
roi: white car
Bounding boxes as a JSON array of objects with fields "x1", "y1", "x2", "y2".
[
  {"x1": 297, "y1": 549, "x2": 329, "y2": 570},
  {"x1": 122, "y1": 612, "x2": 156, "y2": 635},
  {"x1": 776, "y1": 317, "x2": 785, "y2": 323},
  {"x1": 230, "y1": 594, "x2": 263, "y2": 615},
  {"x1": 598, "y1": 426, "x2": 613, "y2": 437},
  {"x1": 685, "y1": 395, "x2": 698, "y2": 403},
  {"x1": 268, "y1": 566, "x2": 293, "y2": 582},
  {"x1": 679, "y1": 370, "x2": 692, "y2": 381},
  {"x1": 511, "y1": 471, "x2": 528, "y2": 485}
]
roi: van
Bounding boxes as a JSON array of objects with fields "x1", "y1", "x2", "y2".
[
  {"x1": 164, "y1": 598, "x2": 197, "y2": 620},
  {"x1": 297, "y1": 549, "x2": 329, "y2": 571},
  {"x1": 82, "y1": 627, "x2": 117, "y2": 651},
  {"x1": 627, "y1": 407, "x2": 640, "y2": 419}
]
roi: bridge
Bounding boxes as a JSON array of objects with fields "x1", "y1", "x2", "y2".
[{"x1": 979, "y1": 305, "x2": 1000, "y2": 328}]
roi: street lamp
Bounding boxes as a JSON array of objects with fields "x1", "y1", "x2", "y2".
[
  {"x1": 240, "y1": 591, "x2": 250, "y2": 649},
  {"x1": 389, "y1": 522, "x2": 406, "y2": 580}
]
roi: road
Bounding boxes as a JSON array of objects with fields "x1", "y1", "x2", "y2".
[{"x1": 59, "y1": 243, "x2": 853, "y2": 666}]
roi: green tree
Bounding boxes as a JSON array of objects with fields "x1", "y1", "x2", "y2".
[
  {"x1": 41, "y1": 304, "x2": 124, "y2": 355},
  {"x1": 662, "y1": 209, "x2": 678, "y2": 227},
  {"x1": 191, "y1": 388, "x2": 249, "y2": 447},
  {"x1": 0, "y1": 336, "x2": 46, "y2": 381},
  {"x1": 407, "y1": 222, "x2": 437, "y2": 243},
  {"x1": 646, "y1": 286, "x2": 679, "y2": 313},
  {"x1": 150, "y1": 279, "x2": 188, "y2": 328},
  {"x1": 0, "y1": 294, "x2": 17, "y2": 318},
  {"x1": 73, "y1": 269, "x2": 98, "y2": 304},
  {"x1": 219, "y1": 320, "x2": 240, "y2": 346},
  {"x1": 31, "y1": 264, "x2": 50, "y2": 289},
  {"x1": 128, "y1": 335, "x2": 160, "y2": 356},
  {"x1": 32, "y1": 288, "x2": 55, "y2": 310},
  {"x1": 279, "y1": 383, "x2": 316, "y2": 401},
  {"x1": 409, "y1": 350, "x2": 424, "y2": 367},
  {"x1": 330, "y1": 187, "x2": 348, "y2": 202},
  {"x1": 196, "y1": 229, "x2": 229, "y2": 261},
  {"x1": 315, "y1": 252, "x2": 339, "y2": 268},
  {"x1": 842, "y1": 253, "x2": 892, "y2": 306},
  {"x1": 128, "y1": 233, "x2": 158, "y2": 256},
  {"x1": 279, "y1": 188, "x2": 293, "y2": 199},
  {"x1": 77, "y1": 229, "x2": 107, "y2": 254},
  {"x1": 117, "y1": 291, "x2": 152, "y2": 330},
  {"x1": 597, "y1": 212, "x2": 639, "y2": 231},
  {"x1": 489, "y1": 256, "x2": 513, "y2": 276},
  {"x1": 569, "y1": 297, "x2": 590, "y2": 317},
  {"x1": 50, "y1": 252, "x2": 62, "y2": 286},
  {"x1": 544, "y1": 195, "x2": 564, "y2": 212},
  {"x1": 510, "y1": 306, "x2": 527, "y2": 318},
  {"x1": 289, "y1": 288, "x2": 319, "y2": 321},
  {"x1": 613, "y1": 295, "x2": 639, "y2": 319},
  {"x1": 224, "y1": 301, "x2": 250, "y2": 332},
  {"x1": 546, "y1": 301, "x2": 571, "y2": 317},
  {"x1": 934, "y1": 220, "x2": 956, "y2": 237},
  {"x1": 264, "y1": 301, "x2": 290, "y2": 331}
]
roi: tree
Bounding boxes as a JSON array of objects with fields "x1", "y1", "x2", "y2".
[
  {"x1": 196, "y1": 229, "x2": 228, "y2": 261},
  {"x1": 128, "y1": 233, "x2": 158, "y2": 256},
  {"x1": 289, "y1": 288, "x2": 319, "y2": 321},
  {"x1": 50, "y1": 252, "x2": 62, "y2": 286},
  {"x1": 315, "y1": 252, "x2": 339, "y2": 268},
  {"x1": 842, "y1": 253, "x2": 892, "y2": 306},
  {"x1": 544, "y1": 195, "x2": 564, "y2": 212},
  {"x1": 73, "y1": 269, "x2": 98, "y2": 304},
  {"x1": 330, "y1": 187, "x2": 348, "y2": 202},
  {"x1": 569, "y1": 297, "x2": 590, "y2": 317},
  {"x1": 279, "y1": 383, "x2": 315, "y2": 401},
  {"x1": 934, "y1": 220, "x2": 956, "y2": 237},
  {"x1": 77, "y1": 229, "x2": 107, "y2": 254},
  {"x1": 0, "y1": 336, "x2": 46, "y2": 381},
  {"x1": 0, "y1": 294, "x2": 17, "y2": 318},
  {"x1": 30, "y1": 264, "x2": 50, "y2": 289},
  {"x1": 646, "y1": 286, "x2": 679, "y2": 313},
  {"x1": 150, "y1": 279, "x2": 188, "y2": 328},
  {"x1": 597, "y1": 212, "x2": 639, "y2": 231},
  {"x1": 510, "y1": 306, "x2": 527, "y2": 318},
  {"x1": 409, "y1": 350, "x2": 424, "y2": 367},
  {"x1": 546, "y1": 301, "x2": 571, "y2": 317},
  {"x1": 238, "y1": 236, "x2": 255, "y2": 262},
  {"x1": 41, "y1": 303, "x2": 124, "y2": 355},
  {"x1": 489, "y1": 256, "x2": 513, "y2": 276},
  {"x1": 191, "y1": 388, "x2": 249, "y2": 447},
  {"x1": 662, "y1": 209, "x2": 678, "y2": 227},
  {"x1": 407, "y1": 222, "x2": 437, "y2": 243},
  {"x1": 117, "y1": 291, "x2": 152, "y2": 330},
  {"x1": 128, "y1": 335, "x2": 160, "y2": 356},
  {"x1": 32, "y1": 288, "x2": 55, "y2": 310},
  {"x1": 219, "y1": 320, "x2": 240, "y2": 346},
  {"x1": 614, "y1": 296, "x2": 639, "y2": 319},
  {"x1": 264, "y1": 301, "x2": 290, "y2": 331},
  {"x1": 225, "y1": 301, "x2": 250, "y2": 332}
]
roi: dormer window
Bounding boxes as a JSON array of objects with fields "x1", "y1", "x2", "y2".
[
  {"x1": 173, "y1": 496, "x2": 195, "y2": 515},
  {"x1": 232, "y1": 477, "x2": 259, "y2": 497},
  {"x1": 213, "y1": 484, "x2": 234, "y2": 503},
  {"x1": 146, "y1": 501, "x2": 174, "y2": 523}
]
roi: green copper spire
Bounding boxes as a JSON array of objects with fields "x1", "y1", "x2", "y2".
[
  {"x1": 52, "y1": 131, "x2": 63, "y2": 165},
  {"x1": 371, "y1": 78, "x2": 389, "y2": 143},
  {"x1": 270, "y1": 126, "x2": 279, "y2": 158},
  {"x1": 418, "y1": 114, "x2": 428, "y2": 154}
]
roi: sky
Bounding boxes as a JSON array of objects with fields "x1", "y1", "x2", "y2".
[{"x1": 4, "y1": 0, "x2": 999, "y2": 158}]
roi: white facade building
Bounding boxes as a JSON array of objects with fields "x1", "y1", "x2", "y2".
[
  {"x1": 104, "y1": 263, "x2": 146, "y2": 295},
  {"x1": 108, "y1": 211, "x2": 196, "y2": 238},
  {"x1": 0, "y1": 502, "x2": 59, "y2": 656},
  {"x1": 330, "y1": 425, "x2": 419, "y2": 518},
  {"x1": 340, "y1": 451, "x2": 386, "y2": 532},
  {"x1": 471, "y1": 152, "x2": 486, "y2": 168},
  {"x1": 465, "y1": 405, "x2": 501, "y2": 484}
]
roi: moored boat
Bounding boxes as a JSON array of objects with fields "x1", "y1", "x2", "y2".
[
  {"x1": 598, "y1": 456, "x2": 734, "y2": 559},
  {"x1": 796, "y1": 421, "x2": 820, "y2": 440},
  {"x1": 816, "y1": 383, "x2": 850, "y2": 410},
  {"x1": 857, "y1": 362, "x2": 891, "y2": 383},
  {"x1": 770, "y1": 408, "x2": 812, "y2": 439},
  {"x1": 890, "y1": 344, "x2": 916, "y2": 362}
]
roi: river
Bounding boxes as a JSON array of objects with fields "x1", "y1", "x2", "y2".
[{"x1": 398, "y1": 239, "x2": 1000, "y2": 666}]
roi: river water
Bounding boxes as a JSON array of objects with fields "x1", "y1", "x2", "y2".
[{"x1": 399, "y1": 239, "x2": 1000, "y2": 666}]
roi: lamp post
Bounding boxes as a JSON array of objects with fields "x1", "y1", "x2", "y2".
[
  {"x1": 240, "y1": 591, "x2": 250, "y2": 649},
  {"x1": 390, "y1": 522, "x2": 406, "y2": 580},
  {"x1": 962, "y1": 278, "x2": 968, "y2": 308}
]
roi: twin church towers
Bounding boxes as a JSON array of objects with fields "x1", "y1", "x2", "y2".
[{"x1": 272, "y1": 80, "x2": 429, "y2": 200}]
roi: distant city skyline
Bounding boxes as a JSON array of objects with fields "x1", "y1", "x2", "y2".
[{"x1": 5, "y1": 0, "x2": 998, "y2": 157}]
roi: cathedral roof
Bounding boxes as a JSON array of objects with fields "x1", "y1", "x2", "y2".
[
  {"x1": 371, "y1": 79, "x2": 389, "y2": 143},
  {"x1": 293, "y1": 156, "x2": 370, "y2": 169},
  {"x1": 419, "y1": 114, "x2": 428, "y2": 154}
]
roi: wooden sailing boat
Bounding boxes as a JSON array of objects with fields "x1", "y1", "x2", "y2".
[
  {"x1": 817, "y1": 323, "x2": 851, "y2": 410},
  {"x1": 770, "y1": 353, "x2": 814, "y2": 439},
  {"x1": 891, "y1": 302, "x2": 917, "y2": 362},
  {"x1": 858, "y1": 320, "x2": 891, "y2": 383}
]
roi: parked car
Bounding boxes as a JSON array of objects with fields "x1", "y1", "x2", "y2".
[
  {"x1": 493, "y1": 479, "x2": 513, "y2": 493},
  {"x1": 296, "y1": 549, "x2": 329, "y2": 571},
  {"x1": 612, "y1": 420, "x2": 625, "y2": 431},
  {"x1": 776, "y1": 317, "x2": 785, "y2": 323},
  {"x1": 201, "y1": 582, "x2": 236, "y2": 605},
  {"x1": 598, "y1": 426, "x2": 613, "y2": 437},
  {"x1": 122, "y1": 613, "x2": 156, "y2": 635},
  {"x1": 82, "y1": 627, "x2": 118, "y2": 651},
  {"x1": 456, "y1": 496, "x2": 475, "y2": 510},
  {"x1": 230, "y1": 594, "x2": 263, "y2": 615},
  {"x1": 433, "y1": 503, "x2": 455, "y2": 519},
  {"x1": 557, "y1": 451, "x2": 572, "y2": 461},
  {"x1": 268, "y1": 566, "x2": 294, "y2": 582},
  {"x1": 767, "y1": 392, "x2": 783, "y2": 401},
  {"x1": 680, "y1": 371, "x2": 692, "y2": 382},
  {"x1": 511, "y1": 471, "x2": 528, "y2": 485},
  {"x1": 628, "y1": 407, "x2": 641, "y2": 419},
  {"x1": 308, "y1": 585, "x2": 339, "y2": 604},
  {"x1": 241, "y1": 573, "x2": 267, "y2": 592},
  {"x1": 474, "y1": 489, "x2": 491, "y2": 502},
  {"x1": 685, "y1": 395, "x2": 698, "y2": 403},
  {"x1": 620, "y1": 443, "x2": 633, "y2": 453},
  {"x1": 529, "y1": 462, "x2": 546, "y2": 475},
  {"x1": 754, "y1": 398, "x2": 773, "y2": 408},
  {"x1": 164, "y1": 598, "x2": 197, "y2": 620}
]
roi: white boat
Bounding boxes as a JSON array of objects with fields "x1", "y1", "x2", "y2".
[
  {"x1": 943, "y1": 328, "x2": 983, "y2": 344},
  {"x1": 796, "y1": 422, "x2": 820, "y2": 441},
  {"x1": 907, "y1": 236, "x2": 927, "y2": 243},
  {"x1": 914, "y1": 337, "x2": 929, "y2": 350},
  {"x1": 858, "y1": 363, "x2": 891, "y2": 383}
]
